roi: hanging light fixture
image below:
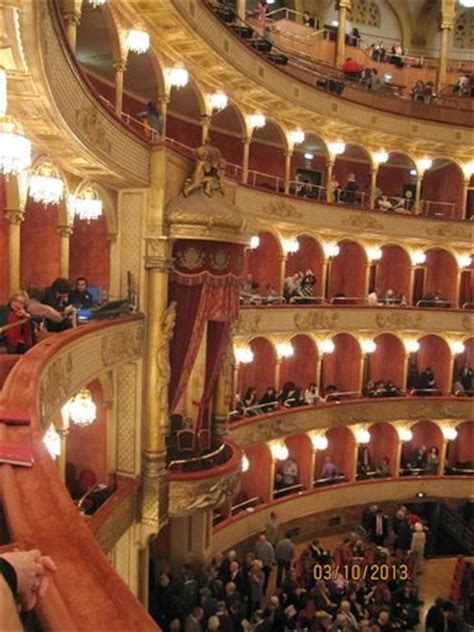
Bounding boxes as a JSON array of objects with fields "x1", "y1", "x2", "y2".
[
  {"x1": 234, "y1": 346, "x2": 254, "y2": 365},
  {"x1": 0, "y1": 116, "x2": 32, "y2": 176},
  {"x1": 67, "y1": 388, "x2": 97, "y2": 427},
  {"x1": 404, "y1": 339, "x2": 420, "y2": 354},
  {"x1": 416, "y1": 157, "x2": 432, "y2": 173},
  {"x1": 269, "y1": 440, "x2": 289, "y2": 461},
  {"x1": 247, "y1": 114, "x2": 266, "y2": 131},
  {"x1": 276, "y1": 341, "x2": 294, "y2": 359},
  {"x1": 398, "y1": 427, "x2": 413, "y2": 442},
  {"x1": 126, "y1": 28, "x2": 150, "y2": 54},
  {"x1": 318, "y1": 339, "x2": 335, "y2": 355},
  {"x1": 0, "y1": 67, "x2": 7, "y2": 118},
  {"x1": 29, "y1": 161, "x2": 64, "y2": 207},
  {"x1": 355, "y1": 428, "x2": 371, "y2": 444},
  {"x1": 373, "y1": 150, "x2": 389, "y2": 165},
  {"x1": 88, "y1": 0, "x2": 107, "y2": 7},
  {"x1": 282, "y1": 237, "x2": 299, "y2": 254},
  {"x1": 366, "y1": 247, "x2": 382, "y2": 262},
  {"x1": 44, "y1": 425, "x2": 61, "y2": 459},
  {"x1": 361, "y1": 339, "x2": 377, "y2": 354},
  {"x1": 328, "y1": 140, "x2": 345, "y2": 156},
  {"x1": 323, "y1": 243, "x2": 340, "y2": 259},
  {"x1": 249, "y1": 235, "x2": 260, "y2": 249},
  {"x1": 289, "y1": 129, "x2": 305, "y2": 147},
  {"x1": 442, "y1": 426, "x2": 458, "y2": 441},
  {"x1": 309, "y1": 432, "x2": 328, "y2": 451},
  {"x1": 71, "y1": 186, "x2": 103, "y2": 222},
  {"x1": 449, "y1": 341, "x2": 465, "y2": 355},
  {"x1": 164, "y1": 64, "x2": 189, "y2": 89},
  {"x1": 410, "y1": 250, "x2": 426, "y2": 265},
  {"x1": 457, "y1": 254, "x2": 472, "y2": 268},
  {"x1": 207, "y1": 91, "x2": 228, "y2": 113}
]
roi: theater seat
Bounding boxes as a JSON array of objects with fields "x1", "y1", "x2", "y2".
[{"x1": 78, "y1": 468, "x2": 98, "y2": 495}]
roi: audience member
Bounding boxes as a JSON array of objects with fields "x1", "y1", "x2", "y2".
[
  {"x1": 69, "y1": 276, "x2": 95, "y2": 308},
  {"x1": 340, "y1": 173, "x2": 359, "y2": 204},
  {"x1": 342, "y1": 57, "x2": 362, "y2": 80},
  {"x1": 4, "y1": 291, "x2": 35, "y2": 354},
  {"x1": 42, "y1": 278, "x2": 74, "y2": 332}
]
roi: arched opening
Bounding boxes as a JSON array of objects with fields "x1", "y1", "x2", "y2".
[
  {"x1": 248, "y1": 120, "x2": 286, "y2": 191},
  {"x1": 422, "y1": 159, "x2": 464, "y2": 220},
  {"x1": 284, "y1": 235, "x2": 324, "y2": 300},
  {"x1": 400, "y1": 421, "x2": 443, "y2": 476},
  {"x1": 314, "y1": 426, "x2": 355, "y2": 484},
  {"x1": 416, "y1": 335, "x2": 451, "y2": 394},
  {"x1": 243, "y1": 231, "x2": 282, "y2": 297},
  {"x1": 376, "y1": 152, "x2": 416, "y2": 210},
  {"x1": 290, "y1": 132, "x2": 328, "y2": 200},
  {"x1": 70, "y1": 215, "x2": 110, "y2": 294},
  {"x1": 375, "y1": 244, "x2": 411, "y2": 300},
  {"x1": 445, "y1": 422, "x2": 474, "y2": 473},
  {"x1": 274, "y1": 434, "x2": 312, "y2": 497},
  {"x1": 367, "y1": 333, "x2": 405, "y2": 389},
  {"x1": 322, "y1": 333, "x2": 361, "y2": 394},
  {"x1": 167, "y1": 80, "x2": 203, "y2": 147},
  {"x1": 329, "y1": 240, "x2": 367, "y2": 300},
  {"x1": 237, "y1": 443, "x2": 272, "y2": 508},
  {"x1": 364, "y1": 422, "x2": 398, "y2": 478},
  {"x1": 237, "y1": 337, "x2": 276, "y2": 403},
  {"x1": 20, "y1": 199, "x2": 60, "y2": 288},
  {"x1": 459, "y1": 256, "x2": 473, "y2": 308},
  {"x1": 333, "y1": 144, "x2": 372, "y2": 207},
  {"x1": 279, "y1": 335, "x2": 318, "y2": 391},
  {"x1": 65, "y1": 379, "x2": 110, "y2": 508},
  {"x1": 454, "y1": 337, "x2": 474, "y2": 396},
  {"x1": 0, "y1": 177, "x2": 9, "y2": 302},
  {"x1": 423, "y1": 248, "x2": 458, "y2": 306},
  {"x1": 209, "y1": 102, "x2": 245, "y2": 169}
]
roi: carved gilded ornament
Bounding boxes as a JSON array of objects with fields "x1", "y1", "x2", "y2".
[
  {"x1": 57, "y1": 225, "x2": 74, "y2": 238},
  {"x1": 210, "y1": 249, "x2": 231, "y2": 273},
  {"x1": 462, "y1": 315, "x2": 474, "y2": 332},
  {"x1": 375, "y1": 312, "x2": 424, "y2": 330},
  {"x1": 236, "y1": 312, "x2": 262, "y2": 334},
  {"x1": 101, "y1": 325, "x2": 144, "y2": 368},
  {"x1": 169, "y1": 470, "x2": 241, "y2": 516},
  {"x1": 4, "y1": 209, "x2": 25, "y2": 225},
  {"x1": 241, "y1": 417, "x2": 300, "y2": 445},
  {"x1": 74, "y1": 105, "x2": 111, "y2": 154},
  {"x1": 155, "y1": 302, "x2": 177, "y2": 416},
  {"x1": 39, "y1": 353, "x2": 74, "y2": 426},
  {"x1": 342, "y1": 213, "x2": 384, "y2": 231},
  {"x1": 294, "y1": 311, "x2": 339, "y2": 331},
  {"x1": 145, "y1": 238, "x2": 173, "y2": 271},
  {"x1": 426, "y1": 223, "x2": 470, "y2": 239},
  {"x1": 176, "y1": 247, "x2": 206, "y2": 271},
  {"x1": 95, "y1": 489, "x2": 137, "y2": 553},
  {"x1": 261, "y1": 200, "x2": 303, "y2": 221}
]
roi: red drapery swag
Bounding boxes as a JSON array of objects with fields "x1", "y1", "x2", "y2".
[{"x1": 168, "y1": 271, "x2": 240, "y2": 416}]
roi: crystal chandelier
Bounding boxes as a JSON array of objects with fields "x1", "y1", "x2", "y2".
[
  {"x1": 0, "y1": 116, "x2": 32, "y2": 176},
  {"x1": 0, "y1": 67, "x2": 6, "y2": 118},
  {"x1": 164, "y1": 64, "x2": 189, "y2": 89},
  {"x1": 328, "y1": 140, "x2": 346, "y2": 156},
  {"x1": 207, "y1": 91, "x2": 228, "y2": 112},
  {"x1": 71, "y1": 186, "x2": 103, "y2": 221},
  {"x1": 126, "y1": 28, "x2": 150, "y2": 54},
  {"x1": 67, "y1": 389, "x2": 97, "y2": 427},
  {"x1": 88, "y1": 0, "x2": 107, "y2": 7},
  {"x1": 289, "y1": 129, "x2": 305, "y2": 146},
  {"x1": 44, "y1": 425, "x2": 61, "y2": 459},
  {"x1": 248, "y1": 113, "x2": 266, "y2": 130},
  {"x1": 29, "y1": 161, "x2": 64, "y2": 207}
]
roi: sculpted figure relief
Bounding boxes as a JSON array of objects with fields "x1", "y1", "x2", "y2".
[
  {"x1": 156, "y1": 301, "x2": 177, "y2": 414},
  {"x1": 183, "y1": 139, "x2": 226, "y2": 197}
]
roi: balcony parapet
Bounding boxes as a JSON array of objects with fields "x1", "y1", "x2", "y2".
[
  {"x1": 229, "y1": 397, "x2": 473, "y2": 447},
  {"x1": 236, "y1": 305, "x2": 474, "y2": 339},
  {"x1": 167, "y1": 440, "x2": 243, "y2": 517}
]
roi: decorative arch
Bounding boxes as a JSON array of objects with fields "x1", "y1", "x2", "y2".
[
  {"x1": 243, "y1": 230, "x2": 282, "y2": 293},
  {"x1": 369, "y1": 333, "x2": 405, "y2": 387},
  {"x1": 322, "y1": 332, "x2": 362, "y2": 393},
  {"x1": 376, "y1": 242, "x2": 411, "y2": 299},
  {"x1": 329, "y1": 239, "x2": 368, "y2": 298},
  {"x1": 280, "y1": 334, "x2": 318, "y2": 389},
  {"x1": 423, "y1": 247, "x2": 458, "y2": 305},
  {"x1": 237, "y1": 336, "x2": 277, "y2": 397}
]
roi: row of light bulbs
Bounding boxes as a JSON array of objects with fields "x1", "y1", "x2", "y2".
[{"x1": 234, "y1": 338, "x2": 467, "y2": 365}]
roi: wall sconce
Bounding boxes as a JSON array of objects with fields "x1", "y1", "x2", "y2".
[
  {"x1": 366, "y1": 247, "x2": 382, "y2": 262},
  {"x1": 442, "y1": 426, "x2": 458, "y2": 441},
  {"x1": 164, "y1": 64, "x2": 189, "y2": 90},
  {"x1": 317, "y1": 339, "x2": 335, "y2": 355},
  {"x1": 328, "y1": 140, "x2": 345, "y2": 156},
  {"x1": 276, "y1": 341, "x2": 294, "y2": 359},
  {"x1": 457, "y1": 255, "x2": 472, "y2": 269},
  {"x1": 282, "y1": 238, "x2": 300, "y2": 254},
  {"x1": 463, "y1": 161, "x2": 474, "y2": 179},
  {"x1": 354, "y1": 428, "x2": 371, "y2": 444},
  {"x1": 404, "y1": 340, "x2": 420, "y2": 354},
  {"x1": 410, "y1": 251, "x2": 426, "y2": 265},
  {"x1": 449, "y1": 341, "x2": 465, "y2": 355},
  {"x1": 372, "y1": 150, "x2": 389, "y2": 165},
  {"x1": 241, "y1": 454, "x2": 250, "y2": 472},
  {"x1": 361, "y1": 340, "x2": 376, "y2": 354},
  {"x1": 309, "y1": 431, "x2": 328, "y2": 451},
  {"x1": 410, "y1": 169, "x2": 417, "y2": 176},
  {"x1": 416, "y1": 157, "x2": 432, "y2": 174},
  {"x1": 126, "y1": 28, "x2": 150, "y2": 54},
  {"x1": 323, "y1": 243, "x2": 340, "y2": 259},
  {"x1": 304, "y1": 152, "x2": 314, "y2": 160},
  {"x1": 249, "y1": 235, "x2": 260, "y2": 249},
  {"x1": 398, "y1": 427, "x2": 413, "y2": 442},
  {"x1": 269, "y1": 440, "x2": 289, "y2": 461},
  {"x1": 206, "y1": 91, "x2": 228, "y2": 113},
  {"x1": 234, "y1": 346, "x2": 254, "y2": 364},
  {"x1": 247, "y1": 113, "x2": 266, "y2": 131}
]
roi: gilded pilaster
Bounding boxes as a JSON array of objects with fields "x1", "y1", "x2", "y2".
[
  {"x1": 57, "y1": 225, "x2": 73, "y2": 279},
  {"x1": 437, "y1": 0, "x2": 455, "y2": 90},
  {"x1": 61, "y1": 0, "x2": 82, "y2": 51},
  {"x1": 336, "y1": 0, "x2": 351, "y2": 66},
  {"x1": 4, "y1": 208, "x2": 25, "y2": 294}
]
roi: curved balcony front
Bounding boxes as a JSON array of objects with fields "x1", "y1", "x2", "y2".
[{"x1": 0, "y1": 316, "x2": 157, "y2": 632}]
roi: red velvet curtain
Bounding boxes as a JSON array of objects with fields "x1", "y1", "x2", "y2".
[{"x1": 197, "y1": 320, "x2": 230, "y2": 430}]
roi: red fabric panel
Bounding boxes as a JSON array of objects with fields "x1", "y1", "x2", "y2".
[
  {"x1": 209, "y1": 129, "x2": 243, "y2": 166},
  {"x1": 417, "y1": 335, "x2": 450, "y2": 392},
  {"x1": 333, "y1": 158, "x2": 371, "y2": 196},
  {"x1": 69, "y1": 215, "x2": 110, "y2": 292},
  {"x1": 422, "y1": 163, "x2": 463, "y2": 218},
  {"x1": 248, "y1": 141, "x2": 285, "y2": 179},
  {"x1": 166, "y1": 114, "x2": 202, "y2": 147},
  {"x1": 322, "y1": 333, "x2": 361, "y2": 393},
  {"x1": 0, "y1": 177, "x2": 8, "y2": 302},
  {"x1": 240, "y1": 443, "x2": 272, "y2": 503},
  {"x1": 238, "y1": 337, "x2": 276, "y2": 397},
  {"x1": 459, "y1": 268, "x2": 473, "y2": 307},
  {"x1": 329, "y1": 241, "x2": 367, "y2": 298},
  {"x1": 402, "y1": 421, "x2": 443, "y2": 463},
  {"x1": 315, "y1": 426, "x2": 355, "y2": 479},
  {"x1": 198, "y1": 320, "x2": 230, "y2": 430},
  {"x1": 369, "y1": 423, "x2": 398, "y2": 474},
  {"x1": 377, "y1": 164, "x2": 413, "y2": 197},
  {"x1": 279, "y1": 335, "x2": 317, "y2": 389},
  {"x1": 368, "y1": 334, "x2": 405, "y2": 386},
  {"x1": 449, "y1": 422, "x2": 474, "y2": 465},
  {"x1": 20, "y1": 202, "x2": 60, "y2": 289},
  {"x1": 425, "y1": 249, "x2": 457, "y2": 304},
  {"x1": 286, "y1": 434, "x2": 313, "y2": 489},
  {"x1": 244, "y1": 232, "x2": 281, "y2": 293}
]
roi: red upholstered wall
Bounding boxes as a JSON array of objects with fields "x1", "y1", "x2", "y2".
[
  {"x1": 238, "y1": 337, "x2": 276, "y2": 397},
  {"x1": 20, "y1": 202, "x2": 60, "y2": 289},
  {"x1": 377, "y1": 164, "x2": 413, "y2": 197},
  {"x1": 285, "y1": 434, "x2": 313, "y2": 489},
  {"x1": 244, "y1": 232, "x2": 281, "y2": 292},
  {"x1": 369, "y1": 423, "x2": 398, "y2": 474},
  {"x1": 166, "y1": 114, "x2": 202, "y2": 148},
  {"x1": 424, "y1": 249, "x2": 457, "y2": 304},
  {"x1": 368, "y1": 334, "x2": 405, "y2": 386},
  {"x1": 69, "y1": 216, "x2": 110, "y2": 292},
  {"x1": 329, "y1": 241, "x2": 367, "y2": 297},
  {"x1": 402, "y1": 421, "x2": 443, "y2": 464},
  {"x1": 279, "y1": 335, "x2": 318, "y2": 389},
  {"x1": 417, "y1": 335, "x2": 450, "y2": 392},
  {"x1": 315, "y1": 426, "x2": 355, "y2": 479},
  {"x1": 248, "y1": 141, "x2": 285, "y2": 179},
  {"x1": 322, "y1": 333, "x2": 361, "y2": 392},
  {"x1": 240, "y1": 443, "x2": 272, "y2": 502},
  {"x1": 448, "y1": 422, "x2": 474, "y2": 465},
  {"x1": 65, "y1": 379, "x2": 107, "y2": 483},
  {"x1": 376, "y1": 245, "x2": 411, "y2": 297},
  {"x1": 422, "y1": 163, "x2": 463, "y2": 218},
  {"x1": 285, "y1": 235, "x2": 324, "y2": 292},
  {"x1": 0, "y1": 178, "x2": 8, "y2": 302},
  {"x1": 209, "y1": 129, "x2": 243, "y2": 166},
  {"x1": 459, "y1": 267, "x2": 473, "y2": 307}
]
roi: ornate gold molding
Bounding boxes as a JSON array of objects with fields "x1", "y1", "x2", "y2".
[{"x1": 168, "y1": 469, "x2": 241, "y2": 517}]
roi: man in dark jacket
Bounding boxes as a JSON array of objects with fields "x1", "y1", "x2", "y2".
[
  {"x1": 425, "y1": 598, "x2": 445, "y2": 632},
  {"x1": 42, "y1": 278, "x2": 73, "y2": 332}
]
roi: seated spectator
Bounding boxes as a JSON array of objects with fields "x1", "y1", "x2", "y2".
[
  {"x1": 261, "y1": 284, "x2": 280, "y2": 304},
  {"x1": 69, "y1": 276, "x2": 95, "y2": 308},
  {"x1": 242, "y1": 387, "x2": 258, "y2": 415},
  {"x1": 367, "y1": 288, "x2": 381, "y2": 306},
  {"x1": 258, "y1": 386, "x2": 278, "y2": 412},
  {"x1": 357, "y1": 445, "x2": 372, "y2": 478},
  {"x1": 302, "y1": 10, "x2": 316, "y2": 28},
  {"x1": 42, "y1": 278, "x2": 74, "y2": 332},
  {"x1": 423, "y1": 81, "x2": 435, "y2": 104},
  {"x1": 384, "y1": 288, "x2": 397, "y2": 304},
  {"x1": 418, "y1": 366, "x2": 437, "y2": 394},
  {"x1": 304, "y1": 382, "x2": 319, "y2": 405},
  {"x1": 377, "y1": 456, "x2": 391, "y2": 477},
  {"x1": 368, "y1": 67, "x2": 383, "y2": 91},
  {"x1": 377, "y1": 194, "x2": 393, "y2": 211},
  {"x1": 457, "y1": 361, "x2": 473, "y2": 393},
  {"x1": 342, "y1": 57, "x2": 362, "y2": 80},
  {"x1": 320, "y1": 455, "x2": 338, "y2": 479},
  {"x1": 453, "y1": 73, "x2": 470, "y2": 96},
  {"x1": 296, "y1": 270, "x2": 316, "y2": 302},
  {"x1": 363, "y1": 380, "x2": 375, "y2": 397},
  {"x1": 411, "y1": 80, "x2": 426, "y2": 103},
  {"x1": 371, "y1": 40, "x2": 386, "y2": 61},
  {"x1": 351, "y1": 27, "x2": 361, "y2": 48},
  {"x1": 340, "y1": 173, "x2": 359, "y2": 204},
  {"x1": 424, "y1": 445, "x2": 439, "y2": 474},
  {"x1": 390, "y1": 43, "x2": 404, "y2": 68},
  {"x1": 329, "y1": 174, "x2": 340, "y2": 203},
  {"x1": 406, "y1": 363, "x2": 420, "y2": 390},
  {"x1": 325, "y1": 384, "x2": 340, "y2": 400},
  {"x1": 419, "y1": 289, "x2": 446, "y2": 307},
  {"x1": 3, "y1": 291, "x2": 35, "y2": 354},
  {"x1": 281, "y1": 457, "x2": 299, "y2": 488},
  {"x1": 283, "y1": 273, "x2": 301, "y2": 303}
]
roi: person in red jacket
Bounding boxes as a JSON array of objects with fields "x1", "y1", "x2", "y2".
[{"x1": 342, "y1": 57, "x2": 362, "y2": 79}]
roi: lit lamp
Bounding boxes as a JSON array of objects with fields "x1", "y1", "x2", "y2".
[
  {"x1": 88, "y1": 0, "x2": 107, "y2": 6},
  {"x1": 372, "y1": 150, "x2": 389, "y2": 166},
  {"x1": 366, "y1": 247, "x2": 382, "y2": 262},
  {"x1": 282, "y1": 238, "x2": 299, "y2": 255},
  {"x1": 304, "y1": 152, "x2": 314, "y2": 161},
  {"x1": 29, "y1": 161, "x2": 65, "y2": 207},
  {"x1": 269, "y1": 440, "x2": 289, "y2": 461},
  {"x1": 288, "y1": 129, "x2": 305, "y2": 149},
  {"x1": 457, "y1": 254, "x2": 472, "y2": 269},
  {"x1": 463, "y1": 161, "x2": 474, "y2": 180},
  {"x1": 126, "y1": 28, "x2": 150, "y2": 54},
  {"x1": 404, "y1": 340, "x2": 420, "y2": 354},
  {"x1": 234, "y1": 346, "x2": 254, "y2": 365},
  {"x1": 410, "y1": 251, "x2": 426, "y2": 266},
  {"x1": 0, "y1": 116, "x2": 32, "y2": 176},
  {"x1": 247, "y1": 113, "x2": 266, "y2": 133},
  {"x1": 460, "y1": 0, "x2": 474, "y2": 7},
  {"x1": 442, "y1": 426, "x2": 458, "y2": 441},
  {"x1": 328, "y1": 140, "x2": 345, "y2": 157},
  {"x1": 317, "y1": 339, "x2": 335, "y2": 355},
  {"x1": 249, "y1": 235, "x2": 260, "y2": 249},
  {"x1": 309, "y1": 431, "x2": 328, "y2": 451},
  {"x1": 416, "y1": 157, "x2": 432, "y2": 173},
  {"x1": 449, "y1": 341, "x2": 465, "y2": 355},
  {"x1": 164, "y1": 64, "x2": 189, "y2": 90},
  {"x1": 355, "y1": 428, "x2": 371, "y2": 444},
  {"x1": 66, "y1": 388, "x2": 97, "y2": 427},
  {"x1": 276, "y1": 341, "x2": 294, "y2": 359},
  {"x1": 44, "y1": 424, "x2": 61, "y2": 459},
  {"x1": 361, "y1": 339, "x2": 376, "y2": 354},
  {"x1": 206, "y1": 91, "x2": 228, "y2": 113},
  {"x1": 398, "y1": 427, "x2": 413, "y2": 442},
  {"x1": 323, "y1": 243, "x2": 340, "y2": 259},
  {"x1": 70, "y1": 186, "x2": 103, "y2": 222},
  {"x1": 242, "y1": 454, "x2": 250, "y2": 472}
]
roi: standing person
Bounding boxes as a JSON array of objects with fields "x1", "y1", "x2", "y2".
[
  {"x1": 185, "y1": 607, "x2": 204, "y2": 632},
  {"x1": 372, "y1": 508, "x2": 389, "y2": 546},
  {"x1": 137, "y1": 101, "x2": 163, "y2": 137},
  {"x1": 425, "y1": 598, "x2": 445, "y2": 632},
  {"x1": 248, "y1": 560, "x2": 265, "y2": 619},
  {"x1": 254, "y1": 534, "x2": 275, "y2": 594},
  {"x1": 458, "y1": 362, "x2": 473, "y2": 393},
  {"x1": 275, "y1": 533, "x2": 295, "y2": 588},
  {"x1": 424, "y1": 446, "x2": 439, "y2": 474},
  {"x1": 3, "y1": 291, "x2": 35, "y2": 354},
  {"x1": 341, "y1": 173, "x2": 359, "y2": 204},
  {"x1": 410, "y1": 522, "x2": 426, "y2": 574},
  {"x1": 265, "y1": 512, "x2": 278, "y2": 546}
]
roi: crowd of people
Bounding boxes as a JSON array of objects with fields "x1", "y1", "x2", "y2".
[
  {"x1": 400, "y1": 444, "x2": 440, "y2": 476},
  {"x1": 236, "y1": 382, "x2": 320, "y2": 418},
  {"x1": 1, "y1": 277, "x2": 98, "y2": 354},
  {"x1": 149, "y1": 503, "x2": 469, "y2": 632}
]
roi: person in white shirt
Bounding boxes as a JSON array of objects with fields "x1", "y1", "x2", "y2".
[
  {"x1": 368, "y1": 289, "x2": 381, "y2": 306},
  {"x1": 304, "y1": 383, "x2": 320, "y2": 405}
]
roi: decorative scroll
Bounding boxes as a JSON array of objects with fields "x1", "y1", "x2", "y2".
[{"x1": 169, "y1": 469, "x2": 241, "y2": 516}]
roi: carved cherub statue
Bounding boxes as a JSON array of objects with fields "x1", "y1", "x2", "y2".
[{"x1": 183, "y1": 139, "x2": 226, "y2": 197}]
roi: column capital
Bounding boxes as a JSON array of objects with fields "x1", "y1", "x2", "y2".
[
  {"x1": 284, "y1": 149, "x2": 294, "y2": 158},
  {"x1": 242, "y1": 136, "x2": 252, "y2": 146},
  {"x1": 107, "y1": 232, "x2": 118, "y2": 244},
  {"x1": 145, "y1": 236, "x2": 173, "y2": 271},
  {"x1": 158, "y1": 93, "x2": 170, "y2": 106},
  {"x1": 57, "y1": 224, "x2": 74, "y2": 238},
  {"x1": 337, "y1": 0, "x2": 351, "y2": 9},
  {"x1": 4, "y1": 208, "x2": 25, "y2": 225},
  {"x1": 113, "y1": 59, "x2": 127, "y2": 73}
]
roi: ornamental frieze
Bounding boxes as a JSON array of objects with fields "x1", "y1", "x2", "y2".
[
  {"x1": 236, "y1": 312, "x2": 262, "y2": 334},
  {"x1": 169, "y1": 469, "x2": 241, "y2": 517},
  {"x1": 341, "y1": 213, "x2": 384, "y2": 231},
  {"x1": 175, "y1": 247, "x2": 206, "y2": 271},
  {"x1": 261, "y1": 200, "x2": 303, "y2": 221},
  {"x1": 375, "y1": 312, "x2": 424, "y2": 330},
  {"x1": 101, "y1": 325, "x2": 144, "y2": 368},
  {"x1": 39, "y1": 352, "x2": 73, "y2": 425},
  {"x1": 294, "y1": 310, "x2": 339, "y2": 331},
  {"x1": 74, "y1": 106, "x2": 112, "y2": 154},
  {"x1": 426, "y1": 223, "x2": 470, "y2": 239},
  {"x1": 210, "y1": 249, "x2": 231, "y2": 272}
]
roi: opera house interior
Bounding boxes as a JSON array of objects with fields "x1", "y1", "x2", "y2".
[{"x1": 0, "y1": 0, "x2": 474, "y2": 629}]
